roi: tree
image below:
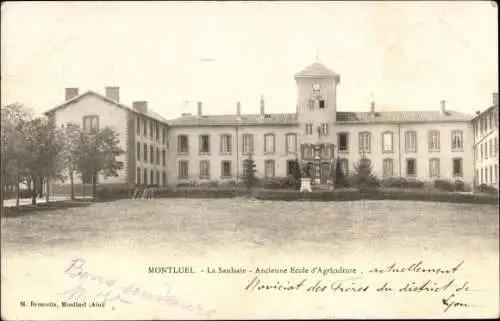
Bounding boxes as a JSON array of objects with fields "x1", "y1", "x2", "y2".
[
  {"x1": 291, "y1": 158, "x2": 302, "y2": 190},
  {"x1": 333, "y1": 157, "x2": 347, "y2": 188},
  {"x1": 20, "y1": 116, "x2": 66, "y2": 204},
  {"x1": 74, "y1": 127, "x2": 125, "y2": 199},
  {"x1": 60, "y1": 123, "x2": 82, "y2": 200},
  {"x1": 1, "y1": 103, "x2": 34, "y2": 207},
  {"x1": 351, "y1": 155, "x2": 379, "y2": 190},
  {"x1": 242, "y1": 153, "x2": 258, "y2": 190}
]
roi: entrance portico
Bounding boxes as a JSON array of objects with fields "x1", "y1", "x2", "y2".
[{"x1": 300, "y1": 143, "x2": 335, "y2": 184}]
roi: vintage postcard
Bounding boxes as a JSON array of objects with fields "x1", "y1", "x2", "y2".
[{"x1": 1, "y1": 1, "x2": 499, "y2": 320}]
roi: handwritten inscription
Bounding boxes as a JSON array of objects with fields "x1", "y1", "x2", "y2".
[
  {"x1": 57, "y1": 258, "x2": 216, "y2": 319},
  {"x1": 242, "y1": 261, "x2": 479, "y2": 314}
]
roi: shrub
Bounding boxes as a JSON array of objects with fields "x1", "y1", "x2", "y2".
[
  {"x1": 476, "y1": 184, "x2": 498, "y2": 195},
  {"x1": 381, "y1": 177, "x2": 425, "y2": 189},
  {"x1": 351, "y1": 156, "x2": 380, "y2": 189},
  {"x1": 198, "y1": 180, "x2": 219, "y2": 188},
  {"x1": 291, "y1": 158, "x2": 302, "y2": 190},
  {"x1": 242, "y1": 154, "x2": 258, "y2": 189},
  {"x1": 454, "y1": 180, "x2": 465, "y2": 192},
  {"x1": 434, "y1": 179, "x2": 455, "y2": 192},
  {"x1": 261, "y1": 176, "x2": 297, "y2": 190},
  {"x1": 176, "y1": 181, "x2": 198, "y2": 188},
  {"x1": 95, "y1": 186, "x2": 135, "y2": 200},
  {"x1": 334, "y1": 157, "x2": 347, "y2": 188}
]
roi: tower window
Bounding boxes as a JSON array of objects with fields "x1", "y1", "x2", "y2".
[{"x1": 319, "y1": 100, "x2": 325, "y2": 109}]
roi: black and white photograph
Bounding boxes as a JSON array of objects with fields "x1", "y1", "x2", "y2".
[{"x1": 1, "y1": 1, "x2": 498, "y2": 319}]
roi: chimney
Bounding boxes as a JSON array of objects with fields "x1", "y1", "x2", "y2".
[
  {"x1": 260, "y1": 95, "x2": 265, "y2": 115},
  {"x1": 440, "y1": 100, "x2": 446, "y2": 114},
  {"x1": 493, "y1": 93, "x2": 499, "y2": 106},
  {"x1": 65, "y1": 88, "x2": 79, "y2": 101},
  {"x1": 197, "y1": 102, "x2": 202, "y2": 117},
  {"x1": 370, "y1": 101, "x2": 375, "y2": 114},
  {"x1": 105, "y1": 86, "x2": 120, "y2": 102},
  {"x1": 236, "y1": 101, "x2": 241, "y2": 116},
  {"x1": 132, "y1": 101, "x2": 148, "y2": 114}
]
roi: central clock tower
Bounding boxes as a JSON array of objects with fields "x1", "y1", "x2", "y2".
[{"x1": 294, "y1": 61, "x2": 341, "y2": 185}]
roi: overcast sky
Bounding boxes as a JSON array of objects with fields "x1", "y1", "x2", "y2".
[{"x1": 1, "y1": 1, "x2": 498, "y2": 119}]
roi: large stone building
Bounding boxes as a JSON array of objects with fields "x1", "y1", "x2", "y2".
[{"x1": 45, "y1": 61, "x2": 498, "y2": 191}]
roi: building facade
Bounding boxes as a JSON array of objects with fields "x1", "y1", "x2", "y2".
[
  {"x1": 472, "y1": 95, "x2": 499, "y2": 189},
  {"x1": 45, "y1": 61, "x2": 496, "y2": 191}
]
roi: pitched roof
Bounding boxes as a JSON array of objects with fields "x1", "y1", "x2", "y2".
[
  {"x1": 168, "y1": 110, "x2": 473, "y2": 127},
  {"x1": 167, "y1": 113, "x2": 298, "y2": 127},
  {"x1": 295, "y1": 62, "x2": 337, "y2": 78},
  {"x1": 44, "y1": 90, "x2": 168, "y2": 123}
]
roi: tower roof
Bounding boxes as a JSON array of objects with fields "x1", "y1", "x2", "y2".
[{"x1": 295, "y1": 62, "x2": 337, "y2": 78}]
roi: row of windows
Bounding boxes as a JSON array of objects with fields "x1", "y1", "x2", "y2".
[
  {"x1": 177, "y1": 157, "x2": 465, "y2": 180},
  {"x1": 476, "y1": 165, "x2": 499, "y2": 186},
  {"x1": 136, "y1": 167, "x2": 167, "y2": 186},
  {"x1": 178, "y1": 133, "x2": 298, "y2": 155},
  {"x1": 338, "y1": 130, "x2": 464, "y2": 153},
  {"x1": 136, "y1": 116, "x2": 167, "y2": 145},
  {"x1": 474, "y1": 109, "x2": 498, "y2": 137},
  {"x1": 304, "y1": 123, "x2": 329, "y2": 136},
  {"x1": 477, "y1": 137, "x2": 498, "y2": 161},
  {"x1": 136, "y1": 143, "x2": 166, "y2": 166}
]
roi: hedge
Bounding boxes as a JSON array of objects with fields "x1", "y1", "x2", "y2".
[{"x1": 255, "y1": 188, "x2": 498, "y2": 204}]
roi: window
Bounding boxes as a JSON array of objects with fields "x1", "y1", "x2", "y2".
[
  {"x1": 199, "y1": 135, "x2": 210, "y2": 153},
  {"x1": 156, "y1": 148, "x2": 160, "y2": 165},
  {"x1": 178, "y1": 135, "x2": 189, "y2": 154},
  {"x1": 144, "y1": 144, "x2": 148, "y2": 162},
  {"x1": 220, "y1": 134, "x2": 232, "y2": 154},
  {"x1": 495, "y1": 137, "x2": 498, "y2": 156},
  {"x1": 156, "y1": 170, "x2": 160, "y2": 185},
  {"x1": 406, "y1": 158, "x2": 416, "y2": 176},
  {"x1": 481, "y1": 144, "x2": 484, "y2": 160},
  {"x1": 452, "y1": 158, "x2": 463, "y2": 177},
  {"x1": 136, "y1": 142, "x2": 141, "y2": 161},
  {"x1": 178, "y1": 161, "x2": 188, "y2": 179},
  {"x1": 339, "y1": 158, "x2": 349, "y2": 176},
  {"x1": 320, "y1": 123, "x2": 329, "y2": 136},
  {"x1": 143, "y1": 168, "x2": 148, "y2": 185},
  {"x1": 319, "y1": 100, "x2": 325, "y2": 108},
  {"x1": 481, "y1": 168, "x2": 484, "y2": 184},
  {"x1": 265, "y1": 160, "x2": 275, "y2": 177},
  {"x1": 495, "y1": 164, "x2": 498, "y2": 183},
  {"x1": 285, "y1": 134, "x2": 297, "y2": 154},
  {"x1": 302, "y1": 145, "x2": 313, "y2": 158},
  {"x1": 136, "y1": 116, "x2": 141, "y2": 134},
  {"x1": 338, "y1": 133, "x2": 349, "y2": 152},
  {"x1": 305, "y1": 124, "x2": 313, "y2": 135},
  {"x1": 485, "y1": 142, "x2": 488, "y2": 159},
  {"x1": 150, "y1": 170, "x2": 154, "y2": 185},
  {"x1": 136, "y1": 167, "x2": 141, "y2": 184},
  {"x1": 451, "y1": 130, "x2": 463, "y2": 151},
  {"x1": 382, "y1": 132, "x2": 393, "y2": 153},
  {"x1": 200, "y1": 160, "x2": 210, "y2": 179},
  {"x1": 143, "y1": 119, "x2": 147, "y2": 136},
  {"x1": 242, "y1": 134, "x2": 254, "y2": 154},
  {"x1": 321, "y1": 146, "x2": 330, "y2": 158},
  {"x1": 264, "y1": 134, "x2": 275, "y2": 154},
  {"x1": 287, "y1": 160, "x2": 295, "y2": 176},
  {"x1": 490, "y1": 139, "x2": 493, "y2": 158},
  {"x1": 428, "y1": 130, "x2": 440, "y2": 152},
  {"x1": 489, "y1": 165, "x2": 493, "y2": 183},
  {"x1": 383, "y1": 158, "x2": 394, "y2": 177},
  {"x1": 308, "y1": 100, "x2": 315, "y2": 109},
  {"x1": 429, "y1": 158, "x2": 440, "y2": 177},
  {"x1": 162, "y1": 128, "x2": 166, "y2": 145},
  {"x1": 405, "y1": 131, "x2": 417, "y2": 152},
  {"x1": 162, "y1": 150, "x2": 166, "y2": 166},
  {"x1": 156, "y1": 123, "x2": 160, "y2": 141},
  {"x1": 359, "y1": 132, "x2": 371, "y2": 154},
  {"x1": 82, "y1": 115, "x2": 99, "y2": 133},
  {"x1": 150, "y1": 121, "x2": 154, "y2": 140},
  {"x1": 221, "y1": 161, "x2": 232, "y2": 178},
  {"x1": 150, "y1": 146, "x2": 154, "y2": 163},
  {"x1": 485, "y1": 167, "x2": 488, "y2": 183},
  {"x1": 162, "y1": 171, "x2": 167, "y2": 186}
]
